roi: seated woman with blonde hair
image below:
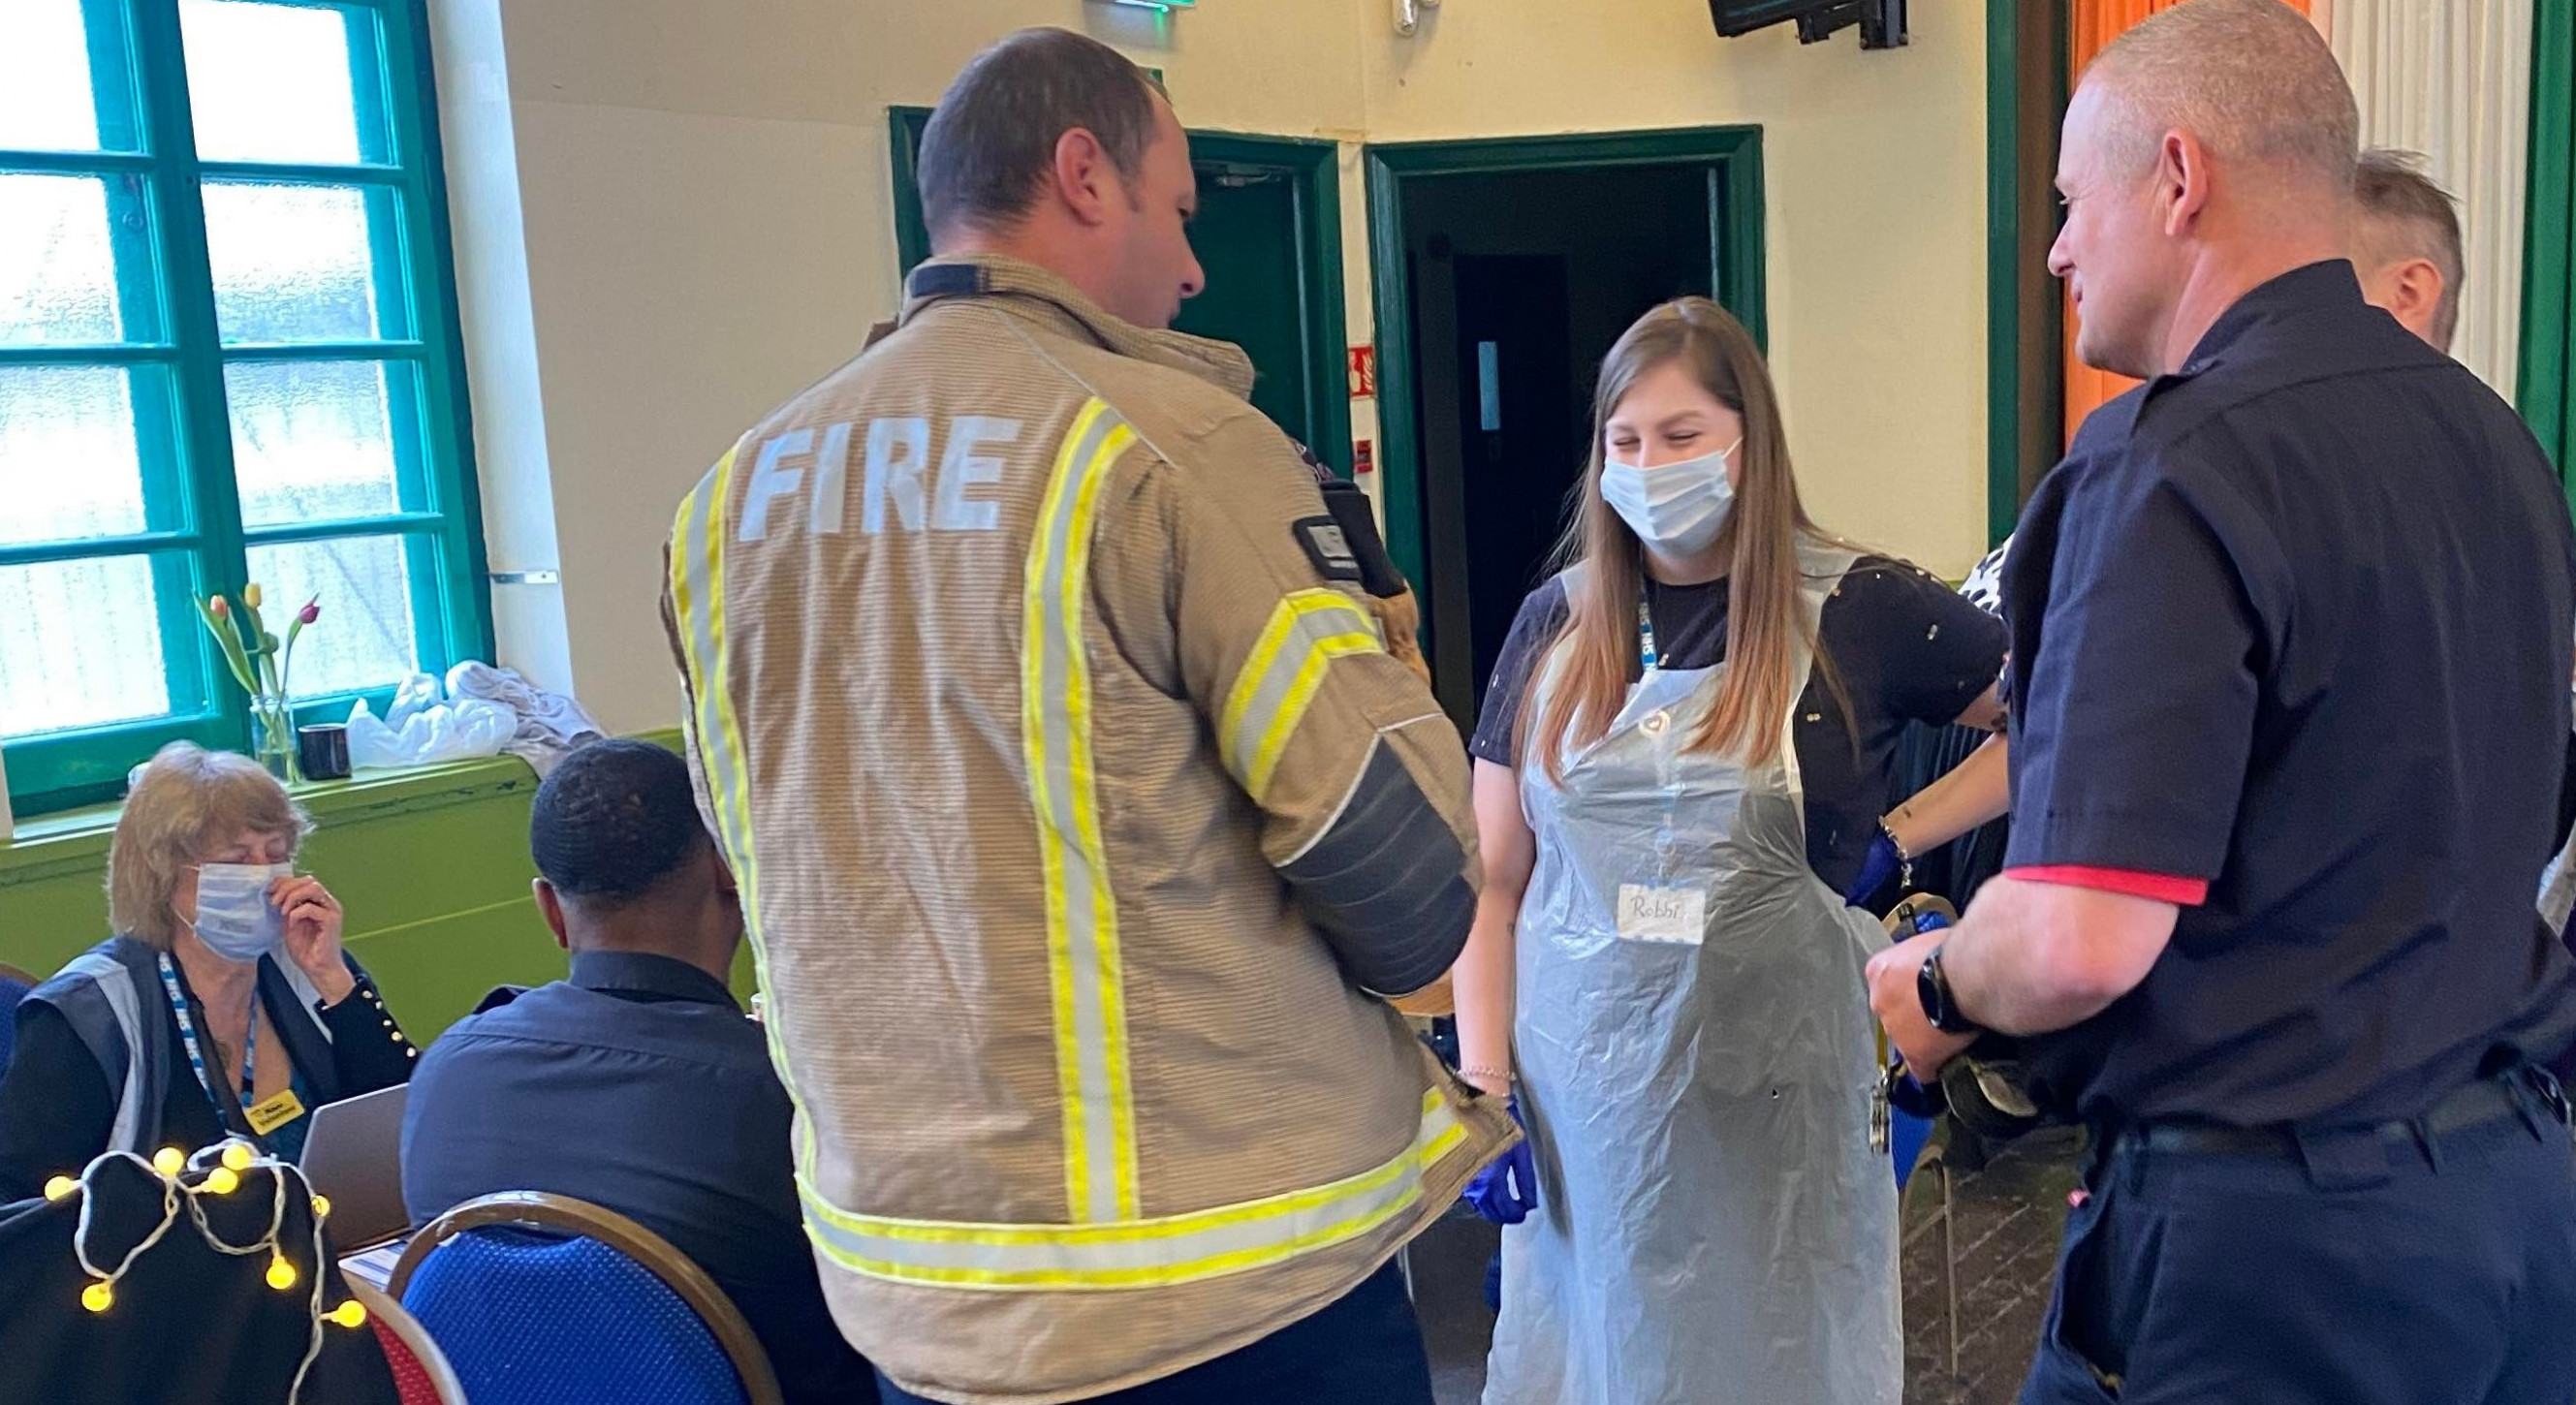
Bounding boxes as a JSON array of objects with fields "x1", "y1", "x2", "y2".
[{"x1": 0, "y1": 742, "x2": 417, "y2": 1198}]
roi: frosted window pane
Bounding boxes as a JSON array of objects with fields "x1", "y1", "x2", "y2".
[
  {"x1": 0, "y1": 365, "x2": 150, "y2": 546},
  {"x1": 245, "y1": 535, "x2": 419, "y2": 697},
  {"x1": 205, "y1": 182, "x2": 391, "y2": 343},
  {"x1": 0, "y1": 174, "x2": 130, "y2": 346},
  {"x1": 0, "y1": 555, "x2": 175, "y2": 736},
  {"x1": 225, "y1": 360, "x2": 403, "y2": 528},
  {"x1": 0, "y1": 0, "x2": 117, "y2": 153},
  {"x1": 179, "y1": 0, "x2": 369, "y2": 165}
]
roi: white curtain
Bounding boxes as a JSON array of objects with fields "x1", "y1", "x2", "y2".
[{"x1": 2328, "y1": 0, "x2": 2534, "y2": 396}]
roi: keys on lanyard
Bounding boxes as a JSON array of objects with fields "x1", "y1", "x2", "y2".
[{"x1": 1869, "y1": 1026, "x2": 1895, "y2": 1155}]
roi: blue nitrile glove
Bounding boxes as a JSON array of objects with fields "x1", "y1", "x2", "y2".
[
  {"x1": 1886, "y1": 905, "x2": 1957, "y2": 1120},
  {"x1": 1464, "y1": 1096, "x2": 1537, "y2": 1226},
  {"x1": 1845, "y1": 830, "x2": 1905, "y2": 907},
  {"x1": 1887, "y1": 1065, "x2": 1946, "y2": 1119}
]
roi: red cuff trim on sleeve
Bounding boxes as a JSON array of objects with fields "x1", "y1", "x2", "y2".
[{"x1": 2008, "y1": 865, "x2": 2209, "y2": 907}]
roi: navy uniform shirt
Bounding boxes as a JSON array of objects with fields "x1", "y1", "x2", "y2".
[
  {"x1": 401, "y1": 951, "x2": 876, "y2": 1405},
  {"x1": 2002, "y1": 261, "x2": 2576, "y2": 1130}
]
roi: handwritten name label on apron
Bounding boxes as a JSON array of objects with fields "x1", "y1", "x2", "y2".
[{"x1": 1617, "y1": 884, "x2": 1707, "y2": 945}]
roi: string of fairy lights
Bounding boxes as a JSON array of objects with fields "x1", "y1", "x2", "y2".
[{"x1": 45, "y1": 1139, "x2": 371, "y2": 1403}]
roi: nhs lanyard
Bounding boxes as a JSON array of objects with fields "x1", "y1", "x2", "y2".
[
  {"x1": 157, "y1": 953, "x2": 255, "y2": 1128},
  {"x1": 1637, "y1": 594, "x2": 1660, "y2": 671}
]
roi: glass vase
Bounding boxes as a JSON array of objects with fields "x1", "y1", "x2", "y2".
[{"x1": 250, "y1": 695, "x2": 299, "y2": 784}]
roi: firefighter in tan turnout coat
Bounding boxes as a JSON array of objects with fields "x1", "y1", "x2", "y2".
[{"x1": 661, "y1": 26, "x2": 1513, "y2": 1405}]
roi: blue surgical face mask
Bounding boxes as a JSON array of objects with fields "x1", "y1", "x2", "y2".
[
  {"x1": 182, "y1": 862, "x2": 293, "y2": 963},
  {"x1": 1599, "y1": 439, "x2": 1743, "y2": 557}
]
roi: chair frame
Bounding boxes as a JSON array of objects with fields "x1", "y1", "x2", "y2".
[
  {"x1": 346, "y1": 1276, "x2": 472, "y2": 1405},
  {"x1": 389, "y1": 1191, "x2": 785, "y2": 1405}
]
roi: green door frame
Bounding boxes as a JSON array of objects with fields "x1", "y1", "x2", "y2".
[
  {"x1": 883, "y1": 109, "x2": 1354, "y2": 475},
  {"x1": 1361, "y1": 127, "x2": 1768, "y2": 596},
  {"x1": 2521, "y1": 0, "x2": 2575, "y2": 498},
  {"x1": 1985, "y1": 0, "x2": 2068, "y2": 546}
]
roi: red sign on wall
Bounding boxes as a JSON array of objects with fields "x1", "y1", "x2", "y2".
[{"x1": 1348, "y1": 345, "x2": 1377, "y2": 398}]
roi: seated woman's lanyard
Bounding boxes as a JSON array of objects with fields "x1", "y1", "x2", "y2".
[
  {"x1": 1638, "y1": 596, "x2": 1660, "y2": 671},
  {"x1": 155, "y1": 953, "x2": 304, "y2": 1145}
]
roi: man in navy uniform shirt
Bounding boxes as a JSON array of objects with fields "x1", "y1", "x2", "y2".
[
  {"x1": 402, "y1": 739, "x2": 876, "y2": 1404},
  {"x1": 1868, "y1": 3, "x2": 2576, "y2": 1402}
]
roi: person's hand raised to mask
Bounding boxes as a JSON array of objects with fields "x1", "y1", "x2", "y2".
[{"x1": 271, "y1": 872, "x2": 354, "y2": 1004}]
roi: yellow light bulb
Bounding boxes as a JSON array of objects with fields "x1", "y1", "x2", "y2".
[
  {"x1": 43, "y1": 1175, "x2": 77, "y2": 1202},
  {"x1": 310, "y1": 1194, "x2": 331, "y2": 1220},
  {"x1": 326, "y1": 1299, "x2": 368, "y2": 1329},
  {"x1": 266, "y1": 1255, "x2": 298, "y2": 1292},
  {"x1": 80, "y1": 1281, "x2": 112, "y2": 1314},
  {"x1": 220, "y1": 1142, "x2": 254, "y2": 1172},
  {"x1": 204, "y1": 1167, "x2": 240, "y2": 1196},
  {"x1": 151, "y1": 1147, "x2": 184, "y2": 1176}
]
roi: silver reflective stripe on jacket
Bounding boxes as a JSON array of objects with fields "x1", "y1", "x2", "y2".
[{"x1": 51, "y1": 950, "x2": 153, "y2": 1155}]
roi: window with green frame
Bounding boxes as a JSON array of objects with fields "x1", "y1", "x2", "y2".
[
  {"x1": 0, "y1": 0, "x2": 489, "y2": 817},
  {"x1": 2521, "y1": 0, "x2": 2575, "y2": 494}
]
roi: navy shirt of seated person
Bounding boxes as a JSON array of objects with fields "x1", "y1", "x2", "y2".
[{"x1": 399, "y1": 739, "x2": 876, "y2": 1405}]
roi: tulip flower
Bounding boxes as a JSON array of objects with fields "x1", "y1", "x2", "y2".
[
  {"x1": 192, "y1": 586, "x2": 324, "y2": 780},
  {"x1": 194, "y1": 594, "x2": 258, "y2": 704}
]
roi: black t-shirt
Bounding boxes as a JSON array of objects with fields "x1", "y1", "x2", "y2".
[
  {"x1": 2004, "y1": 261, "x2": 2576, "y2": 1128},
  {"x1": 1470, "y1": 553, "x2": 2007, "y2": 894}
]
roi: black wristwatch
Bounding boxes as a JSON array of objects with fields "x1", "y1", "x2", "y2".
[{"x1": 1917, "y1": 945, "x2": 1982, "y2": 1036}]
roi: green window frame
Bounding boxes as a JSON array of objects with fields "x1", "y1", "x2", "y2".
[
  {"x1": 1, "y1": 0, "x2": 490, "y2": 817},
  {"x1": 2522, "y1": 0, "x2": 2575, "y2": 495}
]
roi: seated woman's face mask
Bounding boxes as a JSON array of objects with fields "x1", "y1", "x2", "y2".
[{"x1": 181, "y1": 862, "x2": 293, "y2": 962}]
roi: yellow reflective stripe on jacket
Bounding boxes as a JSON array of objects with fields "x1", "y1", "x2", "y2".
[
  {"x1": 1219, "y1": 590, "x2": 1382, "y2": 801},
  {"x1": 670, "y1": 444, "x2": 806, "y2": 1125},
  {"x1": 1022, "y1": 399, "x2": 1144, "y2": 1225},
  {"x1": 797, "y1": 1089, "x2": 1465, "y2": 1290}
]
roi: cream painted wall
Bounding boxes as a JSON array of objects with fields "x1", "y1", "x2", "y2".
[
  {"x1": 450, "y1": 0, "x2": 1370, "y2": 730},
  {"x1": 433, "y1": 0, "x2": 1988, "y2": 731}
]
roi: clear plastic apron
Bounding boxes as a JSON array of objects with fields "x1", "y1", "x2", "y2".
[{"x1": 1485, "y1": 539, "x2": 1901, "y2": 1405}]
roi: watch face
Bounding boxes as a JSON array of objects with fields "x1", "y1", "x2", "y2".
[{"x1": 1917, "y1": 953, "x2": 1946, "y2": 1028}]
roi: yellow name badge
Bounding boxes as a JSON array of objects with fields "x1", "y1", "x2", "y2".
[{"x1": 244, "y1": 1088, "x2": 306, "y2": 1137}]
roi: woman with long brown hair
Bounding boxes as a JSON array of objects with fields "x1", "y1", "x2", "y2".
[{"x1": 1453, "y1": 298, "x2": 2005, "y2": 1403}]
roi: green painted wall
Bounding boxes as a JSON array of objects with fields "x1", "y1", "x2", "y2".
[{"x1": 0, "y1": 729, "x2": 716, "y2": 1046}]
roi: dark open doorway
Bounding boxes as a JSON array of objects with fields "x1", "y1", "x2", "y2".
[{"x1": 1367, "y1": 131, "x2": 1767, "y2": 729}]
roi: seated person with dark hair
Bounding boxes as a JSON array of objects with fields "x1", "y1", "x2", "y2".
[{"x1": 400, "y1": 739, "x2": 874, "y2": 1403}]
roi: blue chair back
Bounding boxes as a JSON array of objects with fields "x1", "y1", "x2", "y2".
[
  {"x1": 0, "y1": 964, "x2": 39, "y2": 1077},
  {"x1": 400, "y1": 1225, "x2": 750, "y2": 1405}
]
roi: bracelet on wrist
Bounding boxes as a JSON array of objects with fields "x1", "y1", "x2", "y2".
[
  {"x1": 1878, "y1": 816, "x2": 1917, "y2": 890},
  {"x1": 1460, "y1": 1063, "x2": 1515, "y2": 1087}
]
